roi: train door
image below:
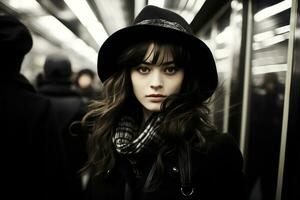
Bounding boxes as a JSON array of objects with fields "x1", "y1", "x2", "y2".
[{"x1": 193, "y1": 0, "x2": 298, "y2": 199}]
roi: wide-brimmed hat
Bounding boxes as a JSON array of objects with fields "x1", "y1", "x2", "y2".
[
  {"x1": 0, "y1": 14, "x2": 33, "y2": 75},
  {"x1": 0, "y1": 15, "x2": 32, "y2": 56},
  {"x1": 98, "y1": 5, "x2": 218, "y2": 100}
]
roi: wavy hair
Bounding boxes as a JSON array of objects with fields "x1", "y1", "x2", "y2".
[{"x1": 81, "y1": 41, "x2": 218, "y2": 190}]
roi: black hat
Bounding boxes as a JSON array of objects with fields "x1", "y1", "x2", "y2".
[
  {"x1": 0, "y1": 14, "x2": 32, "y2": 56},
  {"x1": 44, "y1": 54, "x2": 72, "y2": 82},
  {"x1": 77, "y1": 68, "x2": 95, "y2": 79},
  {"x1": 98, "y1": 5, "x2": 218, "y2": 100}
]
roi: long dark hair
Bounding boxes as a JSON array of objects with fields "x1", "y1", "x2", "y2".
[{"x1": 81, "y1": 40, "x2": 217, "y2": 190}]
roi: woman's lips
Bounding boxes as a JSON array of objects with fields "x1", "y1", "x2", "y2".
[
  {"x1": 146, "y1": 94, "x2": 166, "y2": 102},
  {"x1": 146, "y1": 94, "x2": 166, "y2": 97}
]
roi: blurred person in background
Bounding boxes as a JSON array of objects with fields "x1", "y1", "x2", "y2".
[
  {"x1": 247, "y1": 73, "x2": 284, "y2": 200},
  {"x1": 0, "y1": 14, "x2": 68, "y2": 199},
  {"x1": 38, "y1": 54, "x2": 88, "y2": 200},
  {"x1": 74, "y1": 68, "x2": 101, "y2": 102},
  {"x1": 33, "y1": 71, "x2": 46, "y2": 89},
  {"x1": 77, "y1": 6, "x2": 245, "y2": 200},
  {"x1": 39, "y1": 54, "x2": 87, "y2": 133}
]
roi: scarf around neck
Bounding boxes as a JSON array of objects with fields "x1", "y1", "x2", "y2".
[{"x1": 112, "y1": 113, "x2": 164, "y2": 155}]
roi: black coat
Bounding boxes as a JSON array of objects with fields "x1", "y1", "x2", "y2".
[
  {"x1": 38, "y1": 82, "x2": 88, "y2": 199},
  {"x1": 84, "y1": 133, "x2": 245, "y2": 200},
  {"x1": 0, "y1": 74, "x2": 68, "y2": 199},
  {"x1": 38, "y1": 82, "x2": 87, "y2": 131}
]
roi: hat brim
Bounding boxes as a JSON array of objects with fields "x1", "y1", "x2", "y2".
[{"x1": 98, "y1": 24, "x2": 218, "y2": 100}]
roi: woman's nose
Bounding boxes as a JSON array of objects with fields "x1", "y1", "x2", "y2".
[{"x1": 150, "y1": 72, "x2": 163, "y2": 90}]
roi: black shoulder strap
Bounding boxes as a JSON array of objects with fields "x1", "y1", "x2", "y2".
[{"x1": 178, "y1": 142, "x2": 195, "y2": 198}]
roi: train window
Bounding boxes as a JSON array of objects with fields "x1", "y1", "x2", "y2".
[
  {"x1": 197, "y1": 0, "x2": 244, "y2": 141},
  {"x1": 196, "y1": 1, "x2": 294, "y2": 199},
  {"x1": 246, "y1": 1, "x2": 291, "y2": 200}
]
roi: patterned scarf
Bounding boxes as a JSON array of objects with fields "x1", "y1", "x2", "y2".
[{"x1": 112, "y1": 113, "x2": 164, "y2": 155}]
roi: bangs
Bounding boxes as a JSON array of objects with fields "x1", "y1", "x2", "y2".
[{"x1": 117, "y1": 41, "x2": 191, "y2": 69}]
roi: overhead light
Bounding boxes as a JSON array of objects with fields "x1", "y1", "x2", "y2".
[
  {"x1": 4, "y1": 0, "x2": 44, "y2": 15},
  {"x1": 147, "y1": 0, "x2": 165, "y2": 7},
  {"x1": 254, "y1": 0, "x2": 291, "y2": 22},
  {"x1": 252, "y1": 64, "x2": 287, "y2": 75},
  {"x1": 254, "y1": 30, "x2": 275, "y2": 42},
  {"x1": 93, "y1": 0, "x2": 128, "y2": 34},
  {"x1": 253, "y1": 25, "x2": 290, "y2": 42},
  {"x1": 64, "y1": 0, "x2": 108, "y2": 46},
  {"x1": 275, "y1": 25, "x2": 290, "y2": 34},
  {"x1": 261, "y1": 33, "x2": 289, "y2": 46},
  {"x1": 253, "y1": 32, "x2": 289, "y2": 50},
  {"x1": 253, "y1": 24, "x2": 290, "y2": 50},
  {"x1": 34, "y1": 15, "x2": 97, "y2": 65},
  {"x1": 35, "y1": 15, "x2": 75, "y2": 42},
  {"x1": 2, "y1": 0, "x2": 97, "y2": 66}
]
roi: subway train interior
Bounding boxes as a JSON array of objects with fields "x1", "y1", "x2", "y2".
[{"x1": 1, "y1": 0, "x2": 299, "y2": 199}]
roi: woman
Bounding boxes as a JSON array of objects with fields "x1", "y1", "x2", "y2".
[{"x1": 80, "y1": 5, "x2": 245, "y2": 200}]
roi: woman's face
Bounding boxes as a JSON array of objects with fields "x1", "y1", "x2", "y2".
[
  {"x1": 130, "y1": 43, "x2": 184, "y2": 118},
  {"x1": 78, "y1": 74, "x2": 93, "y2": 89}
]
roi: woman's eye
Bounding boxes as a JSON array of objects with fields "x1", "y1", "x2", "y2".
[
  {"x1": 164, "y1": 67, "x2": 178, "y2": 75},
  {"x1": 137, "y1": 66, "x2": 150, "y2": 74}
]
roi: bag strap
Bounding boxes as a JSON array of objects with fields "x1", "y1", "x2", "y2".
[
  {"x1": 178, "y1": 142, "x2": 195, "y2": 198},
  {"x1": 125, "y1": 143, "x2": 195, "y2": 199}
]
